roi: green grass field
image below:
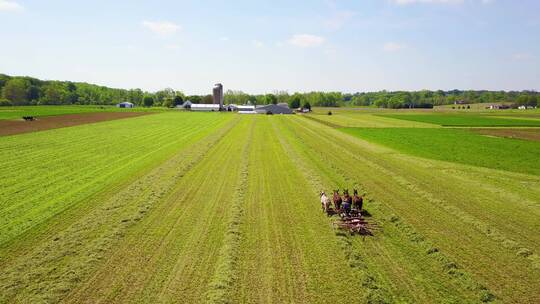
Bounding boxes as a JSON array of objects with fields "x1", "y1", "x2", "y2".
[
  {"x1": 1, "y1": 109, "x2": 539, "y2": 303},
  {"x1": 340, "y1": 128, "x2": 540, "y2": 175},
  {"x1": 380, "y1": 113, "x2": 540, "y2": 127},
  {"x1": 0, "y1": 105, "x2": 162, "y2": 120}
]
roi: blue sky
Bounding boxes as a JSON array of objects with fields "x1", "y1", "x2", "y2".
[{"x1": 0, "y1": 0, "x2": 539, "y2": 94}]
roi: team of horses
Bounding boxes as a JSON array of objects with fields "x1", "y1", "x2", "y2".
[{"x1": 320, "y1": 189, "x2": 363, "y2": 216}]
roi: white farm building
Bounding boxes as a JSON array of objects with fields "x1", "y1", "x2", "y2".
[{"x1": 190, "y1": 104, "x2": 221, "y2": 112}]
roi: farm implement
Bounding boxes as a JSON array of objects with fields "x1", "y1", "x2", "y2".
[{"x1": 333, "y1": 213, "x2": 378, "y2": 236}]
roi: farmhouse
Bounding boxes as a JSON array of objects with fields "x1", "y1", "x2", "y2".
[
  {"x1": 190, "y1": 104, "x2": 221, "y2": 111},
  {"x1": 255, "y1": 104, "x2": 293, "y2": 115},
  {"x1": 117, "y1": 102, "x2": 134, "y2": 108}
]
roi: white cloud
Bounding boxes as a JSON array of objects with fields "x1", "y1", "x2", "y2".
[
  {"x1": 383, "y1": 42, "x2": 406, "y2": 52},
  {"x1": 142, "y1": 21, "x2": 181, "y2": 36},
  {"x1": 0, "y1": 0, "x2": 23, "y2": 12},
  {"x1": 252, "y1": 40, "x2": 264, "y2": 48},
  {"x1": 219, "y1": 36, "x2": 230, "y2": 41},
  {"x1": 288, "y1": 34, "x2": 325, "y2": 48}
]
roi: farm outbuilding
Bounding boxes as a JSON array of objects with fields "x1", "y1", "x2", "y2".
[
  {"x1": 190, "y1": 104, "x2": 221, "y2": 112},
  {"x1": 117, "y1": 102, "x2": 134, "y2": 108},
  {"x1": 255, "y1": 104, "x2": 293, "y2": 115},
  {"x1": 178, "y1": 101, "x2": 193, "y2": 109}
]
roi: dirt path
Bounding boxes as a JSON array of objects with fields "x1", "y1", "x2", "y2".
[{"x1": 0, "y1": 112, "x2": 152, "y2": 136}]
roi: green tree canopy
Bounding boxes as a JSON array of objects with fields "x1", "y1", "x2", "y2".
[
  {"x1": 143, "y1": 96, "x2": 154, "y2": 107},
  {"x1": 2, "y1": 78, "x2": 30, "y2": 105}
]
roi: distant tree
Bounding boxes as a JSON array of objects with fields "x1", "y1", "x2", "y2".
[
  {"x1": 41, "y1": 83, "x2": 66, "y2": 105},
  {"x1": 188, "y1": 95, "x2": 202, "y2": 104},
  {"x1": 28, "y1": 85, "x2": 41, "y2": 102},
  {"x1": 528, "y1": 95, "x2": 538, "y2": 107},
  {"x1": 162, "y1": 98, "x2": 174, "y2": 108},
  {"x1": 289, "y1": 93, "x2": 302, "y2": 109},
  {"x1": 2, "y1": 78, "x2": 30, "y2": 105},
  {"x1": 265, "y1": 93, "x2": 277, "y2": 105},
  {"x1": 201, "y1": 94, "x2": 213, "y2": 104},
  {"x1": 303, "y1": 102, "x2": 311, "y2": 111},
  {"x1": 0, "y1": 98, "x2": 12, "y2": 106},
  {"x1": 173, "y1": 95, "x2": 183, "y2": 106},
  {"x1": 143, "y1": 96, "x2": 154, "y2": 107},
  {"x1": 128, "y1": 89, "x2": 144, "y2": 105}
]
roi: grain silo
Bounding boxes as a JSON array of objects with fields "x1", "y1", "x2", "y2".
[{"x1": 213, "y1": 83, "x2": 224, "y2": 109}]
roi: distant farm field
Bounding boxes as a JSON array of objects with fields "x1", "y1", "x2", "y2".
[
  {"x1": 340, "y1": 127, "x2": 540, "y2": 175},
  {"x1": 380, "y1": 113, "x2": 540, "y2": 126},
  {"x1": 1, "y1": 109, "x2": 539, "y2": 303},
  {"x1": 0, "y1": 105, "x2": 160, "y2": 120}
]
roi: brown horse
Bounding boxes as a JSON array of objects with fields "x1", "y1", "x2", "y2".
[
  {"x1": 353, "y1": 189, "x2": 363, "y2": 211},
  {"x1": 333, "y1": 190, "x2": 342, "y2": 211}
]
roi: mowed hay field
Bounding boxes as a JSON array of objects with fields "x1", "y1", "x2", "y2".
[{"x1": 0, "y1": 109, "x2": 539, "y2": 303}]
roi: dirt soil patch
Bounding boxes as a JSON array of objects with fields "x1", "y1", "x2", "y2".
[
  {"x1": 0, "y1": 112, "x2": 152, "y2": 136},
  {"x1": 472, "y1": 128, "x2": 540, "y2": 142}
]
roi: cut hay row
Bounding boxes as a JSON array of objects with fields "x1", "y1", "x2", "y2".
[
  {"x1": 0, "y1": 113, "x2": 233, "y2": 247},
  {"x1": 231, "y1": 117, "x2": 363, "y2": 303},
  {"x1": 275, "y1": 117, "x2": 488, "y2": 302},
  {"x1": 0, "y1": 115, "x2": 240, "y2": 303},
  {"x1": 62, "y1": 117, "x2": 253, "y2": 303},
  {"x1": 283, "y1": 116, "x2": 540, "y2": 302},
  {"x1": 0, "y1": 112, "x2": 538, "y2": 303}
]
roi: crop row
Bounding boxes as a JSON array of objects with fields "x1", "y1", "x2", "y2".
[
  {"x1": 279, "y1": 116, "x2": 540, "y2": 302},
  {"x1": 0, "y1": 114, "x2": 241, "y2": 303},
  {"x1": 0, "y1": 113, "x2": 232, "y2": 246}
]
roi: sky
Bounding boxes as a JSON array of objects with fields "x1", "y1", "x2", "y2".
[{"x1": 0, "y1": 0, "x2": 539, "y2": 94}]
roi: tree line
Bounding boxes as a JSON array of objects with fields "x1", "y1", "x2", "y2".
[{"x1": 1, "y1": 74, "x2": 538, "y2": 108}]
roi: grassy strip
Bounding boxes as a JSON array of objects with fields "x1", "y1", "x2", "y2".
[
  {"x1": 205, "y1": 118, "x2": 254, "y2": 304},
  {"x1": 0, "y1": 117, "x2": 240, "y2": 303},
  {"x1": 281, "y1": 116, "x2": 497, "y2": 302},
  {"x1": 340, "y1": 127, "x2": 540, "y2": 176}
]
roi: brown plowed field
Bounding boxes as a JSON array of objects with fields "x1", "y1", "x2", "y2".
[
  {"x1": 473, "y1": 128, "x2": 540, "y2": 141},
  {"x1": 0, "y1": 112, "x2": 152, "y2": 136}
]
